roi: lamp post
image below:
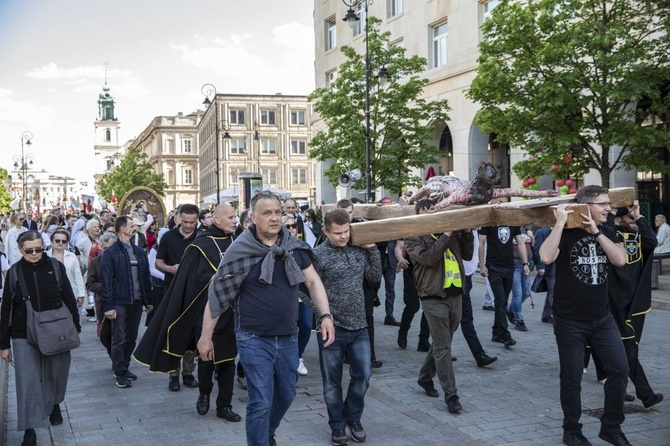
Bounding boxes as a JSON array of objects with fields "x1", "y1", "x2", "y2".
[
  {"x1": 202, "y1": 83, "x2": 221, "y2": 205},
  {"x1": 253, "y1": 120, "x2": 260, "y2": 173},
  {"x1": 342, "y1": 1, "x2": 389, "y2": 203},
  {"x1": 13, "y1": 131, "x2": 34, "y2": 210}
]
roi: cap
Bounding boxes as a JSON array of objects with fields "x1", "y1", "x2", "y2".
[{"x1": 132, "y1": 217, "x2": 144, "y2": 227}]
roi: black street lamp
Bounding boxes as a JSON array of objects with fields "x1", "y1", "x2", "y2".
[
  {"x1": 13, "y1": 131, "x2": 34, "y2": 210},
  {"x1": 202, "y1": 83, "x2": 222, "y2": 205},
  {"x1": 342, "y1": 0, "x2": 389, "y2": 203}
]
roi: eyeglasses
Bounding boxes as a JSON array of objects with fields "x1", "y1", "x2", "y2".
[
  {"x1": 53, "y1": 239, "x2": 68, "y2": 244},
  {"x1": 587, "y1": 202, "x2": 612, "y2": 208},
  {"x1": 285, "y1": 224, "x2": 297, "y2": 229},
  {"x1": 23, "y1": 247, "x2": 45, "y2": 254},
  {"x1": 19, "y1": 218, "x2": 25, "y2": 221}
]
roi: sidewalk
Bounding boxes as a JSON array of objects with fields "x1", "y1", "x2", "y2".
[{"x1": 3, "y1": 276, "x2": 669, "y2": 445}]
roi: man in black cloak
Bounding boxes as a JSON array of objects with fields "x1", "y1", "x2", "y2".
[
  {"x1": 602, "y1": 201, "x2": 664, "y2": 408},
  {"x1": 133, "y1": 203, "x2": 243, "y2": 421}
]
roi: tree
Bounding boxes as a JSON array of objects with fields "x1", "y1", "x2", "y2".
[
  {"x1": 467, "y1": 0, "x2": 670, "y2": 188},
  {"x1": 308, "y1": 17, "x2": 450, "y2": 196},
  {"x1": 0, "y1": 167, "x2": 13, "y2": 212},
  {"x1": 98, "y1": 148, "x2": 167, "y2": 201}
]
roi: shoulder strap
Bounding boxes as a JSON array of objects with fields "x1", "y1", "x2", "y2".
[{"x1": 48, "y1": 256, "x2": 63, "y2": 291}]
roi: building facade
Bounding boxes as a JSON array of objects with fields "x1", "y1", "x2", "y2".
[
  {"x1": 198, "y1": 94, "x2": 315, "y2": 208},
  {"x1": 133, "y1": 113, "x2": 201, "y2": 212},
  {"x1": 313, "y1": 0, "x2": 647, "y2": 206}
]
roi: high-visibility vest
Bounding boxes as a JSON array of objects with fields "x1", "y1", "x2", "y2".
[{"x1": 431, "y1": 235, "x2": 462, "y2": 288}]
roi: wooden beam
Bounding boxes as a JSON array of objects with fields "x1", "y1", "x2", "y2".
[{"x1": 348, "y1": 187, "x2": 635, "y2": 245}]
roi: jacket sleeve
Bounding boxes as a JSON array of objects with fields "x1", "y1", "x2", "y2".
[
  {"x1": 405, "y1": 234, "x2": 450, "y2": 267},
  {"x1": 86, "y1": 259, "x2": 102, "y2": 294},
  {"x1": 456, "y1": 231, "x2": 474, "y2": 262},
  {"x1": 364, "y1": 246, "x2": 382, "y2": 284},
  {"x1": 70, "y1": 255, "x2": 87, "y2": 298},
  {"x1": 100, "y1": 250, "x2": 114, "y2": 313},
  {"x1": 636, "y1": 216, "x2": 658, "y2": 252}
]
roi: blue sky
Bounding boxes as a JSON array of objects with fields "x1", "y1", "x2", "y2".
[{"x1": 0, "y1": 0, "x2": 315, "y2": 188}]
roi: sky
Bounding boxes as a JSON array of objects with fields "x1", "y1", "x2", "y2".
[{"x1": 0, "y1": 0, "x2": 316, "y2": 192}]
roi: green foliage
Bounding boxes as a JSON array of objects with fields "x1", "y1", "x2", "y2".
[
  {"x1": 308, "y1": 17, "x2": 450, "y2": 195},
  {"x1": 98, "y1": 148, "x2": 166, "y2": 201},
  {"x1": 468, "y1": 0, "x2": 670, "y2": 187},
  {"x1": 0, "y1": 167, "x2": 13, "y2": 212}
]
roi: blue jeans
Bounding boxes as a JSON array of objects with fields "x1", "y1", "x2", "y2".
[
  {"x1": 553, "y1": 313, "x2": 628, "y2": 434},
  {"x1": 236, "y1": 331, "x2": 298, "y2": 446},
  {"x1": 297, "y1": 302, "x2": 313, "y2": 358},
  {"x1": 508, "y1": 265, "x2": 530, "y2": 322},
  {"x1": 318, "y1": 327, "x2": 372, "y2": 430}
]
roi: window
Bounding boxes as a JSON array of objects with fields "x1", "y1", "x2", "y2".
[
  {"x1": 292, "y1": 168, "x2": 307, "y2": 185},
  {"x1": 482, "y1": 0, "x2": 500, "y2": 22},
  {"x1": 230, "y1": 139, "x2": 246, "y2": 155},
  {"x1": 184, "y1": 169, "x2": 193, "y2": 185},
  {"x1": 432, "y1": 21, "x2": 448, "y2": 68},
  {"x1": 290, "y1": 110, "x2": 306, "y2": 126},
  {"x1": 261, "y1": 139, "x2": 276, "y2": 155},
  {"x1": 291, "y1": 140, "x2": 306, "y2": 155},
  {"x1": 260, "y1": 110, "x2": 276, "y2": 125},
  {"x1": 230, "y1": 109, "x2": 245, "y2": 124},
  {"x1": 326, "y1": 70, "x2": 337, "y2": 88},
  {"x1": 325, "y1": 17, "x2": 337, "y2": 51},
  {"x1": 388, "y1": 0, "x2": 402, "y2": 18},
  {"x1": 353, "y1": 2, "x2": 366, "y2": 36},
  {"x1": 262, "y1": 168, "x2": 278, "y2": 185},
  {"x1": 105, "y1": 129, "x2": 111, "y2": 142},
  {"x1": 183, "y1": 139, "x2": 192, "y2": 153}
]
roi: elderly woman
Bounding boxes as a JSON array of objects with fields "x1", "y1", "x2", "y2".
[
  {"x1": 6, "y1": 213, "x2": 28, "y2": 265},
  {"x1": 1, "y1": 230, "x2": 80, "y2": 446},
  {"x1": 86, "y1": 232, "x2": 118, "y2": 355},
  {"x1": 48, "y1": 228, "x2": 87, "y2": 316}
]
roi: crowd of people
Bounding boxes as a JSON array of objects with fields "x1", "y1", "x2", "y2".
[{"x1": 0, "y1": 190, "x2": 667, "y2": 446}]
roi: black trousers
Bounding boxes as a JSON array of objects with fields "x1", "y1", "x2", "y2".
[
  {"x1": 198, "y1": 360, "x2": 235, "y2": 411},
  {"x1": 363, "y1": 279, "x2": 380, "y2": 360},
  {"x1": 399, "y1": 266, "x2": 430, "y2": 342},
  {"x1": 461, "y1": 275, "x2": 485, "y2": 360},
  {"x1": 487, "y1": 266, "x2": 514, "y2": 338}
]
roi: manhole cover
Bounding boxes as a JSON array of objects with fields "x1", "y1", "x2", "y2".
[{"x1": 584, "y1": 404, "x2": 649, "y2": 418}]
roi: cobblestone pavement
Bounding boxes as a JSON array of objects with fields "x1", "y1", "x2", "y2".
[{"x1": 4, "y1": 275, "x2": 669, "y2": 446}]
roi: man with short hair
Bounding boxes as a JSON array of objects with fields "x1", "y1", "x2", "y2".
[
  {"x1": 199, "y1": 191, "x2": 335, "y2": 446},
  {"x1": 198, "y1": 209, "x2": 213, "y2": 232},
  {"x1": 22, "y1": 210, "x2": 38, "y2": 231},
  {"x1": 654, "y1": 214, "x2": 670, "y2": 254},
  {"x1": 539, "y1": 185, "x2": 630, "y2": 446},
  {"x1": 156, "y1": 203, "x2": 200, "y2": 391},
  {"x1": 313, "y1": 208, "x2": 381, "y2": 445},
  {"x1": 99, "y1": 209, "x2": 112, "y2": 225},
  {"x1": 101, "y1": 216, "x2": 153, "y2": 388}
]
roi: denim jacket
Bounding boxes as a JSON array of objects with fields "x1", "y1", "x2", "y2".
[{"x1": 100, "y1": 239, "x2": 152, "y2": 312}]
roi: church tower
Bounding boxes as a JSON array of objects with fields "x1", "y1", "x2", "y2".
[{"x1": 93, "y1": 64, "x2": 123, "y2": 183}]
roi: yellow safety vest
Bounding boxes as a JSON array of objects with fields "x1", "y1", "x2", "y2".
[{"x1": 431, "y1": 235, "x2": 462, "y2": 288}]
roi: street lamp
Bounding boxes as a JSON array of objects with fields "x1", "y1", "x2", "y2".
[
  {"x1": 342, "y1": 0, "x2": 390, "y2": 203},
  {"x1": 202, "y1": 83, "x2": 222, "y2": 205},
  {"x1": 253, "y1": 120, "x2": 260, "y2": 173},
  {"x1": 13, "y1": 131, "x2": 34, "y2": 210}
]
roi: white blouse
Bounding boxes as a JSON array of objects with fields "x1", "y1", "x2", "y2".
[{"x1": 48, "y1": 249, "x2": 86, "y2": 298}]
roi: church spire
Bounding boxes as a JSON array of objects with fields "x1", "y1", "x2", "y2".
[{"x1": 98, "y1": 62, "x2": 116, "y2": 121}]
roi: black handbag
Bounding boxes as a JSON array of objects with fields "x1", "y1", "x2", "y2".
[{"x1": 531, "y1": 274, "x2": 548, "y2": 293}]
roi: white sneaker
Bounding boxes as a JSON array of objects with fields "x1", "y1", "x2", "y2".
[{"x1": 297, "y1": 358, "x2": 308, "y2": 376}]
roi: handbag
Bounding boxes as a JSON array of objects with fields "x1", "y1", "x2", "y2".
[
  {"x1": 16, "y1": 260, "x2": 81, "y2": 356},
  {"x1": 531, "y1": 273, "x2": 548, "y2": 293}
]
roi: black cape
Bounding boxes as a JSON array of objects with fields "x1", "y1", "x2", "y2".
[
  {"x1": 606, "y1": 215, "x2": 657, "y2": 340},
  {"x1": 133, "y1": 226, "x2": 236, "y2": 372}
]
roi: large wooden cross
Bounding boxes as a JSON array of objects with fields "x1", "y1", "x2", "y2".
[{"x1": 337, "y1": 187, "x2": 635, "y2": 245}]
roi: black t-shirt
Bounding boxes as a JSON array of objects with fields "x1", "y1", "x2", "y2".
[
  {"x1": 553, "y1": 226, "x2": 618, "y2": 321},
  {"x1": 156, "y1": 227, "x2": 197, "y2": 286},
  {"x1": 235, "y1": 248, "x2": 311, "y2": 337},
  {"x1": 480, "y1": 225, "x2": 521, "y2": 270}
]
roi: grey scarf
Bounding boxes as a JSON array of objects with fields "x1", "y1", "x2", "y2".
[{"x1": 207, "y1": 224, "x2": 313, "y2": 318}]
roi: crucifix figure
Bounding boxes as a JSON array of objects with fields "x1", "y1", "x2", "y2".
[{"x1": 409, "y1": 161, "x2": 560, "y2": 212}]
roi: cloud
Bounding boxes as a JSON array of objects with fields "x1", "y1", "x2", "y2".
[
  {"x1": 272, "y1": 22, "x2": 314, "y2": 52},
  {"x1": 0, "y1": 89, "x2": 56, "y2": 129}
]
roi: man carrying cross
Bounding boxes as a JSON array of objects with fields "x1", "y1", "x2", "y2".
[{"x1": 539, "y1": 185, "x2": 630, "y2": 446}]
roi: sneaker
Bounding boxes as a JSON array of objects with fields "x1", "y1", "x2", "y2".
[
  {"x1": 331, "y1": 428, "x2": 349, "y2": 445},
  {"x1": 116, "y1": 373, "x2": 132, "y2": 388},
  {"x1": 169, "y1": 376, "x2": 180, "y2": 391},
  {"x1": 598, "y1": 430, "x2": 631, "y2": 446},
  {"x1": 113, "y1": 371, "x2": 137, "y2": 381},
  {"x1": 297, "y1": 358, "x2": 308, "y2": 376},
  {"x1": 217, "y1": 406, "x2": 242, "y2": 422},
  {"x1": 562, "y1": 430, "x2": 592, "y2": 446},
  {"x1": 506, "y1": 309, "x2": 515, "y2": 325},
  {"x1": 503, "y1": 336, "x2": 516, "y2": 348},
  {"x1": 49, "y1": 404, "x2": 63, "y2": 425},
  {"x1": 492, "y1": 335, "x2": 504, "y2": 343},
  {"x1": 182, "y1": 374, "x2": 198, "y2": 388},
  {"x1": 237, "y1": 376, "x2": 247, "y2": 390},
  {"x1": 482, "y1": 305, "x2": 495, "y2": 311},
  {"x1": 87, "y1": 315, "x2": 97, "y2": 322},
  {"x1": 346, "y1": 420, "x2": 366, "y2": 443},
  {"x1": 514, "y1": 321, "x2": 528, "y2": 331},
  {"x1": 445, "y1": 395, "x2": 463, "y2": 413}
]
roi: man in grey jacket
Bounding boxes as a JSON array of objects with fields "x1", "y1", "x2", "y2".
[{"x1": 313, "y1": 208, "x2": 381, "y2": 445}]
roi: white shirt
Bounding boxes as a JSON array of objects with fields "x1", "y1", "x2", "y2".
[
  {"x1": 48, "y1": 249, "x2": 86, "y2": 298},
  {"x1": 6, "y1": 226, "x2": 27, "y2": 265},
  {"x1": 655, "y1": 222, "x2": 670, "y2": 254}
]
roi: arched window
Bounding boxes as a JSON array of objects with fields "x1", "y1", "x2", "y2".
[{"x1": 105, "y1": 129, "x2": 111, "y2": 142}]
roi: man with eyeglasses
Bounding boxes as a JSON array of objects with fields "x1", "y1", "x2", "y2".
[
  {"x1": 199, "y1": 191, "x2": 334, "y2": 446},
  {"x1": 101, "y1": 216, "x2": 153, "y2": 388},
  {"x1": 539, "y1": 185, "x2": 630, "y2": 446}
]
